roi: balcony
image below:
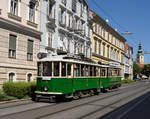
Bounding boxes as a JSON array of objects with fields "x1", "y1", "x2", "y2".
[
  {"x1": 47, "y1": 15, "x2": 56, "y2": 29},
  {"x1": 67, "y1": 26, "x2": 74, "y2": 32},
  {"x1": 59, "y1": 21, "x2": 66, "y2": 28}
]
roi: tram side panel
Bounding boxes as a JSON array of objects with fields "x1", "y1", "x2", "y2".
[
  {"x1": 100, "y1": 77, "x2": 121, "y2": 89},
  {"x1": 36, "y1": 77, "x2": 74, "y2": 95},
  {"x1": 73, "y1": 78, "x2": 101, "y2": 92}
]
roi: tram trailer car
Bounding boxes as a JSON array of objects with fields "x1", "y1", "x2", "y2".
[{"x1": 34, "y1": 58, "x2": 121, "y2": 101}]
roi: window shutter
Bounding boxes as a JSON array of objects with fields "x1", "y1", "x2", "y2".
[
  {"x1": 9, "y1": 35, "x2": 16, "y2": 50},
  {"x1": 27, "y1": 40, "x2": 33, "y2": 53}
]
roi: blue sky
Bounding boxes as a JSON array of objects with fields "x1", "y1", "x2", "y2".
[{"x1": 87, "y1": 0, "x2": 150, "y2": 63}]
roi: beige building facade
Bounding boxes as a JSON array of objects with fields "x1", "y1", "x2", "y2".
[
  {"x1": 90, "y1": 10, "x2": 126, "y2": 78},
  {"x1": 0, "y1": 0, "x2": 41, "y2": 88}
]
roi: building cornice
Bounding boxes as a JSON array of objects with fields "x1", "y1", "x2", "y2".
[{"x1": 0, "y1": 17, "x2": 42, "y2": 39}]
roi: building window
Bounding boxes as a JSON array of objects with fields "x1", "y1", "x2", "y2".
[
  {"x1": 95, "y1": 24, "x2": 97, "y2": 33},
  {"x1": 10, "y1": 0, "x2": 18, "y2": 16},
  {"x1": 116, "y1": 51, "x2": 118, "y2": 61},
  {"x1": 27, "y1": 73, "x2": 32, "y2": 82},
  {"x1": 122, "y1": 43, "x2": 125, "y2": 50},
  {"x1": 118, "y1": 40, "x2": 120, "y2": 48},
  {"x1": 118, "y1": 51, "x2": 120, "y2": 61},
  {"x1": 115, "y1": 38, "x2": 117, "y2": 46},
  {"x1": 9, "y1": 34, "x2": 16, "y2": 58},
  {"x1": 103, "y1": 43, "x2": 105, "y2": 57},
  {"x1": 48, "y1": 32, "x2": 53, "y2": 47},
  {"x1": 68, "y1": 14, "x2": 73, "y2": 28},
  {"x1": 9, "y1": 72, "x2": 15, "y2": 82},
  {"x1": 48, "y1": 0, "x2": 55, "y2": 18},
  {"x1": 103, "y1": 28, "x2": 105, "y2": 39},
  {"x1": 98, "y1": 41, "x2": 101, "y2": 55},
  {"x1": 111, "y1": 48, "x2": 113, "y2": 59},
  {"x1": 94, "y1": 39, "x2": 97, "y2": 53},
  {"x1": 27, "y1": 40, "x2": 33, "y2": 61},
  {"x1": 111, "y1": 35, "x2": 113, "y2": 44},
  {"x1": 59, "y1": 8, "x2": 66, "y2": 25},
  {"x1": 67, "y1": 39, "x2": 70, "y2": 53},
  {"x1": 99, "y1": 25, "x2": 102, "y2": 36},
  {"x1": 60, "y1": 36, "x2": 64, "y2": 51},
  {"x1": 107, "y1": 45, "x2": 110, "y2": 58},
  {"x1": 29, "y1": 1, "x2": 36, "y2": 23},
  {"x1": 80, "y1": 1, "x2": 84, "y2": 17},
  {"x1": 72, "y1": 0, "x2": 77, "y2": 12},
  {"x1": 107, "y1": 32, "x2": 109, "y2": 41}
]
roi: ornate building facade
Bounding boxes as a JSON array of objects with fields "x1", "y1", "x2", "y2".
[
  {"x1": 40, "y1": 0, "x2": 92, "y2": 58},
  {"x1": 0, "y1": 0, "x2": 41, "y2": 87},
  {"x1": 89, "y1": 10, "x2": 126, "y2": 78}
]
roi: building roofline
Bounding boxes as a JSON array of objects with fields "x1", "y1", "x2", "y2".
[{"x1": 89, "y1": 10, "x2": 127, "y2": 42}]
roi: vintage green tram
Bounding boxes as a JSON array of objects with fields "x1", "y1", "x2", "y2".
[{"x1": 34, "y1": 55, "x2": 121, "y2": 101}]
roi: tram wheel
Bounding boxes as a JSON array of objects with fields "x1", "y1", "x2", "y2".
[{"x1": 73, "y1": 93, "x2": 79, "y2": 100}]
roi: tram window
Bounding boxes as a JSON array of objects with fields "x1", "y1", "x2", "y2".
[
  {"x1": 94, "y1": 66, "x2": 97, "y2": 76},
  {"x1": 90, "y1": 66, "x2": 93, "y2": 76},
  {"x1": 67, "y1": 64, "x2": 71, "y2": 76},
  {"x1": 101, "y1": 68, "x2": 106, "y2": 76},
  {"x1": 85, "y1": 65, "x2": 88, "y2": 76},
  {"x1": 43, "y1": 62, "x2": 52, "y2": 76},
  {"x1": 96, "y1": 67, "x2": 99, "y2": 76},
  {"x1": 81, "y1": 64, "x2": 84, "y2": 76},
  {"x1": 62, "y1": 62, "x2": 66, "y2": 76},
  {"x1": 38, "y1": 62, "x2": 42, "y2": 76},
  {"x1": 74, "y1": 64, "x2": 80, "y2": 77},
  {"x1": 54, "y1": 62, "x2": 59, "y2": 76}
]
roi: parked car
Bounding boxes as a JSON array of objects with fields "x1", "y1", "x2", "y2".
[{"x1": 134, "y1": 78, "x2": 141, "y2": 81}]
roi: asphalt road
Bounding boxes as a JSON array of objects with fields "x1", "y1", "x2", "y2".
[{"x1": 0, "y1": 81, "x2": 150, "y2": 119}]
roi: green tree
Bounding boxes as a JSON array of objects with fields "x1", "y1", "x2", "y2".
[
  {"x1": 141, "y1": 64, "x2": 150, "y2": 78},
  {"x1": 133, "y1": 63, "x2": 143, "y2": 78}
]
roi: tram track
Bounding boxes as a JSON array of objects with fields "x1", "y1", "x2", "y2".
[
  {"x1": 34, "y1": 83, "x2": 150, "y2": 119},
  {"x1": 0, "y1": 82, "x2": 148, "y2": 119},
  {"x1": 0, "y1": 101, "x2": 35, "y2": 110},
  {"x1": 78, "y1": 86, "x2": 150, "y2": 119}
]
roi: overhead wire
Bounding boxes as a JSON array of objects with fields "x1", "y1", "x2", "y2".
[{"x1": 91, "y1": 0, "x2": 138, "y2": 48}]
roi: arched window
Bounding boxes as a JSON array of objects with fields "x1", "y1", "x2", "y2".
[
  {"x1": 9, "y1": 72, "x2": 15, "y2": 82},
  {"x1": 27, "y1": 73, "x2": 32, "y2": 82}
]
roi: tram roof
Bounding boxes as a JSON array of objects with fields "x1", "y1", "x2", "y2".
[{"x1": 38, "y1": 55, "x2": 110, "y2": 68}]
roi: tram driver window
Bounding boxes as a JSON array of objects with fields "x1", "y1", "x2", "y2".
[
  {"x1": 54, "y1": 62, "x2": 59, "y2": 76},
  {"x1": 62, "y1": 62, "x2": 66, "y2": 76},
  {"x1": 43, "y1": 62, "x2": 52, "y2": 76}
]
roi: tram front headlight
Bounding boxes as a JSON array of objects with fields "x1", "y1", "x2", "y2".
[{"x1": 44, "y1": 86, "x2": 48, "y2": 92}]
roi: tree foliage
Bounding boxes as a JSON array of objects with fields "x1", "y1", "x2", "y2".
[
  {"x1": 133, "y1": 63, "x2": 143, "y2": 78},
  {"x1": 141, "y1": 64, "x2": 150, "y2": 78}
]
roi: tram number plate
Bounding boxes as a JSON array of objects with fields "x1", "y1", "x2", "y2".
[{"x1": 42, "y1": 77, "x2": 51, "y2": 81}]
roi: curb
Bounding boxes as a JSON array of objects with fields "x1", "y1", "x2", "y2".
[{"x1": 0, "y1": 98, "x2": 31, "y2": 104}]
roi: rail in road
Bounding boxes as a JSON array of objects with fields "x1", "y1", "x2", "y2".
[{"x1": 0, "y1": 81, "x2": 150, "y2": 119}]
